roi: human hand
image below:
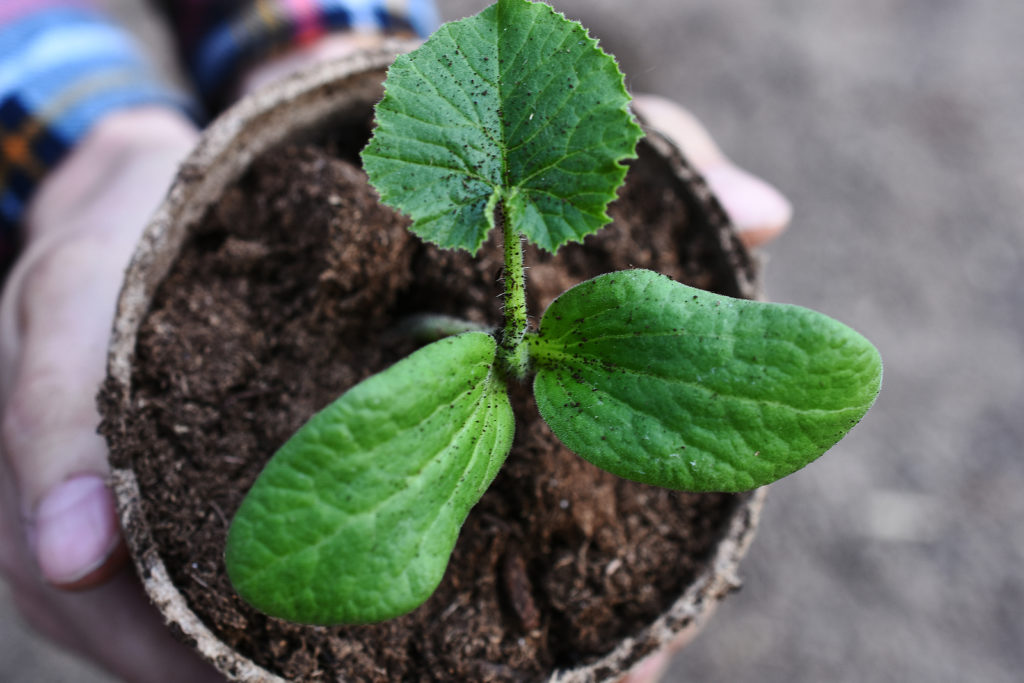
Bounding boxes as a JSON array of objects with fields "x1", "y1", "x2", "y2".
[
  {"x1": 0, "y1": 32, "x2": 408, "y2": 682},
  {"x1": 0, "y1": 106, "x2": 222, "y2": 681},
  {"x1": 632, "y1": 94, "x2": 792, "y2": 250}
]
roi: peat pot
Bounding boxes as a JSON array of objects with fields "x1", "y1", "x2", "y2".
[{"x1": 100, "y1": 47, "x2": 767, "y2": 682}]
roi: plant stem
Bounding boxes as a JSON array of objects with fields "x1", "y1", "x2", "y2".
[{"x1": 499, "y1": 203, "x2": 530, "y2": 380}]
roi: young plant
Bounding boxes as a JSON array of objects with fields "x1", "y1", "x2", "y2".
[{"x1": 225, "y1": 0, "x2": 882, "y2": 626}]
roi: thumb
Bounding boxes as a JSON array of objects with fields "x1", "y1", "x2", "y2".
[
  {"x1": 1, "y1": 233, "x2": 133, "y2": 589},
  {"x1": 632, "y1": 94, "x2": 792, "y2": 248},
  {"x1": 0, "y1": 107, "x2": 197, "y2": 589}
]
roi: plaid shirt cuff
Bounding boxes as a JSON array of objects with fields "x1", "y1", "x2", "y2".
[
  {"x1": 0, "y1": 2, "x2": 194, "y2": 265},
  {"x1": 171, "y1": 0, "x2": 439, "y2": 105}
]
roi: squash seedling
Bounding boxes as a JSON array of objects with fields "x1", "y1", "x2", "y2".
[{"x1": 225, "y1": 0, "x2": 882, "y2": 626}]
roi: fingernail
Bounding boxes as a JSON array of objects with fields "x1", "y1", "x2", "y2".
[
  {"x1": 31, "y1": 474, "x2": 120, "y2": 587},
  {"x1": 702, "y1": 163, "x2": 793, "y2": 246}
]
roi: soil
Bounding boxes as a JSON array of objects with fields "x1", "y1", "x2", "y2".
[{"x1": 102, "y1": 137, "x2": 746, "y2": 682}]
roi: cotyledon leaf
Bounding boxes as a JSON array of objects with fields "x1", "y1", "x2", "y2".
[
  {"x1": 361, "y1": 0, "x2": 642, "y2": 254},
  {"x1": 530, "y1": 270, "x2": 882, "y2": 492},
  {"x1": 225, "y1": 332, "x2": 513, "y2": 625}
]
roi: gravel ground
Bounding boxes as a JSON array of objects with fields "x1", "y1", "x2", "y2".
[{"x1": 3, "y1": 0, "x2": 1021, "y2": 681}]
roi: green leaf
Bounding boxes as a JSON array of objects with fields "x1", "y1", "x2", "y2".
[
  {"x1": 225, "y1": 332, "x2": 513, "y2": 625},
  {"x1": 530, "y1": 270, "x2": 882, "y2": 492},
  {"x1": 362, "y1": 0, "x2": 642, "y2": 254}
]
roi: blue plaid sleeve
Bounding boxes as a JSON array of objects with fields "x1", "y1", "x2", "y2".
[
  {"x1": 162, "y1": 0, "x2": 439, "y2": 106},
  {"x1": 0, "y1": 0, "x2": 439, "y2": 275},
  {"x1": 0, "y1": 1, "x2": 194, "y2": 273}
]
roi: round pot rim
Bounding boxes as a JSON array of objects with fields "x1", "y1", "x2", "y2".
[{"x1": 104, "y1": 45, "x2": 766, "y2": 683}]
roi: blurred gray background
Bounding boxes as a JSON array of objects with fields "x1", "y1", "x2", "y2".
[{"x1": 3, "y1": 0, "x2": 1021, "y2": 681}]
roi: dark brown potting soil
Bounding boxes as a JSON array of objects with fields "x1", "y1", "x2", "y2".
[{"x1": 103, "y1": 140, "x2": 745, "y2": 682}]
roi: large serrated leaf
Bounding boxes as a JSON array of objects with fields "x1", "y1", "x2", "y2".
[
  {"x1": 225, "y1": 332, "x2": 513, "y2": 625},
  {"x1": 530, "y1": 270, "x2": 882, "y2": 492},
  {"x1": 362, "y1": 0, "x2": 642, "y2": 254}
]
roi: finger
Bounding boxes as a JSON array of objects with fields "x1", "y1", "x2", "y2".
[
  {"x1": 4, "y1": 448, "x2": 221, "y2": 681},
  {"x1": 701, "y1": 164, "x2": 793, "y2": 249},
  {"x1": 1, "y1": 230, "x2": 137, "y2": 589},
  {"x1": 0, "y1": 108, "x2": 197, "y2": 589},
  {"x1": 632, "y1": 94, "x2": 792, "y2": 248}
]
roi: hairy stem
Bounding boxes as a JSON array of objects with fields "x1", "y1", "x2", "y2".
[{"x1": 499, "y1": 203, "x2": 530, "y2": 380}]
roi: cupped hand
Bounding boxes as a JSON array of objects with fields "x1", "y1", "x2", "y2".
[{"x1": 0, "y1": 106, "x2": 222, "y2": 682}]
